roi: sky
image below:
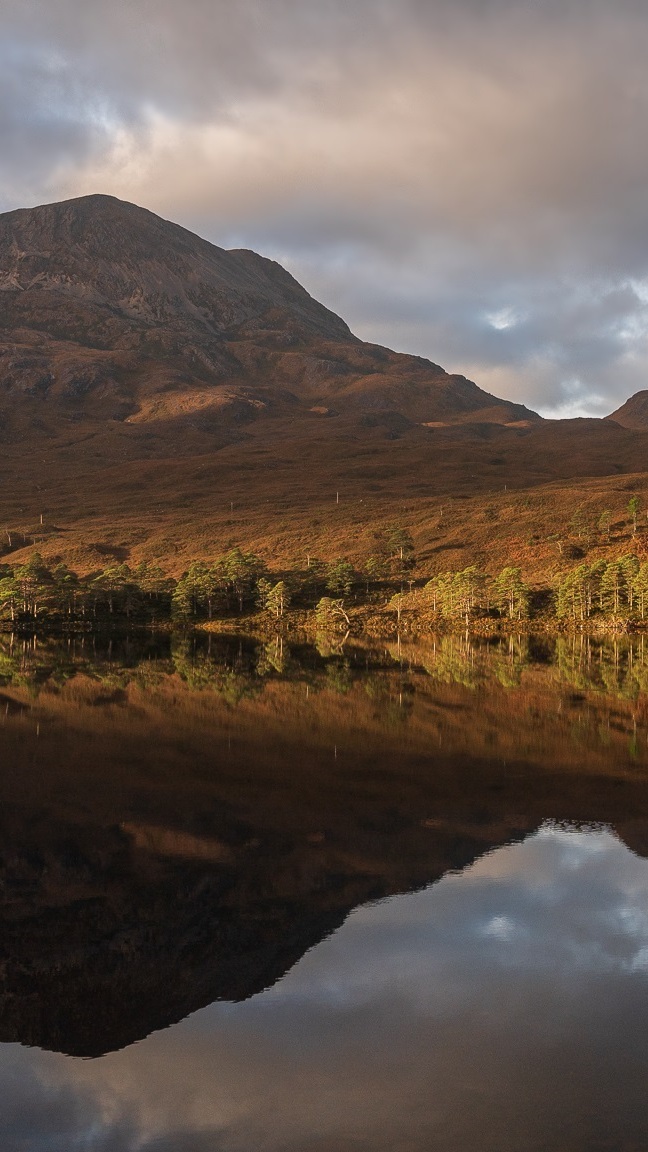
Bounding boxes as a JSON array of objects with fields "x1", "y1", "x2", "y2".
[
  {"x1": 2, "y1": 0, "x2": 648, "y2": 417},
  {"x1": 4, "y1": 827, "x2": 648, "y2": 1150}
]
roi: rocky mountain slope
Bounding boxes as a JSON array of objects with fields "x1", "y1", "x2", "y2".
[
  {"x1": 0, "y1": 194, "x2": 646, "y2": 575},
  {"x1": 0, "y1": 194, "x2": 535, "y2": 433}
]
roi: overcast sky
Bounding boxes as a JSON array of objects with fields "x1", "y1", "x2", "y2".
[{"x1": 2, "y1": 0, "x2": 648, "y2": 416}]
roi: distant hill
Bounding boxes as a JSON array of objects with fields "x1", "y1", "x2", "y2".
[{"x1": 607, "y1": 391, "x2": 648, "y2": 429}]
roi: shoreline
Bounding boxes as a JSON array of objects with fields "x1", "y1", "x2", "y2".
[
  {"x1": 1, "y1": 607, "x2": 647, "y2": 641},
  {"x1": 196, "y1": 606, "x2": 648, "y2": 642}
]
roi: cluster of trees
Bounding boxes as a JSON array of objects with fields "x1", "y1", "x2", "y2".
[
  {"x1": 0, "y1": 524, "x2": 416, "y2": 625},
  {"x1": 555, "y1": 556, "x2": 648, "y2": 621},
  {"x1": 0, "y1": 555, "x2": 173, "y2": 622},
  {"x1": 402, "y1": 555, "x2": 648, "y2": 625},
  {"x1": 3, "y1": 533, "x2": 648, "y2": 631},
  {"x1": 0, "y1": 549, "x2": 366, "y2": 624},
  {"x1": 172, "y1": 550, "x2": 267, "y2": 618},
  {"x1": 419, "y1": 566, "x2": 530, "y2": 622},
  {"x1": 171, "y1": 551, "x2": 379, "y2": 621},
  {"x1": 408, "y1": 557, "x2": 648, "y2": 625}
]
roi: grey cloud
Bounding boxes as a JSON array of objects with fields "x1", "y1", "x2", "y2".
[
  {"x1": 274, "y1": 251, "x2": 648, "y2": 412},
  {"x1": 4, "y1": 1, "x2": 648, "y2": 411},
  {"x1": 0, "y1": 46, "x2": 110, "y2": 209},
  {"x1": 2, "y1": 0, "x2": 392, "y2": 118},
  {"x1": 0, "y1": 1045, "x2": 139, "y2": 1151}
]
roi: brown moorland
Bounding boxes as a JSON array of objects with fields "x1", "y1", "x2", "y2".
[{"x1": 1, "y1": 194, "x2": 648, "y2": 581}]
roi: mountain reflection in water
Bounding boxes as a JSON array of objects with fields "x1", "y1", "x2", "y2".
[{"x1": 1, "y1": 632, "x2": 648, "y2": 1149}]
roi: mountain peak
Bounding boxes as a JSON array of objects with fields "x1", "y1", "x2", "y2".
[
  {"x1": 0, "y1": 192, "x2": 538, "y2": 430},
  {"x1": 0, "y1": 192, "x2": 354, "y2": 346},
  {"x1": 606, "y1": 391, "x2": 648, "y2": 429}
]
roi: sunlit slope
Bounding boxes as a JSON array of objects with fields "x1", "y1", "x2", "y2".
[{"x1": 0, "y1": 194, "x2": 646, "y2": 576}]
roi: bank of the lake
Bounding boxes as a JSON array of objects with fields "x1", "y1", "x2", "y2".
[{"x1": 196, "y1": 603, "x2": 648, "y2": 643}]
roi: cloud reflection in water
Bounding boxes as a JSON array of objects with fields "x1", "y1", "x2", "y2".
[{"x1": 3, "y1": 824, "x2": 648, "y2": 1151}]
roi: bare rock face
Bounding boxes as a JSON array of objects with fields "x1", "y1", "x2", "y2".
[
  {"x1": 0, "y1": 194, "x2": 353, "y2": 342},
  {"x1": 0, "y1": 194, "x2": 538, "y2": 432}
]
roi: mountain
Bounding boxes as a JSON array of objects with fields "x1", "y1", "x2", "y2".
[
  {"x1": 0, "y1": 193, "x2": 646, "y2": 576},
  {"x1": 607, "y1": 391, "x2": 648, "y2": 429},
  {"x1": 0, "y1": 193, "x2": 535, "y2": 431}
]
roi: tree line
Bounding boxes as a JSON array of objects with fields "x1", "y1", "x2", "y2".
[
  {"x1": 415, "y1": 565, "x2": 530, "y2": 623},
  {"x1": 2, "y1": 534, "x2": 648, "y2": 629},
  {"x1": 401, "y1": 554, "x2": 648, "y2": 624},
  {"x1": 0, "y1": 526, "x2": 415, "y2": 624}
]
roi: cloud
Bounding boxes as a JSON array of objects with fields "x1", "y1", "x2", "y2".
[
  {"x1": 0, "y1": 1044, "x2": 139, "y2": 1151},
  {"x1": 3, "y1": 1, "x2": 648, "y2": 412}
]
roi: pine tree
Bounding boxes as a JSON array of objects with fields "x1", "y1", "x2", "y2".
[
  {"x1": 325, "y1": 558, "x2": 355, "y2": 597},
  {"x1": 171, "y1": 573, "x2": 195, "y2": 620},
  {"x1": 387, "y1": 525, "x2": 415, "y2": 574},
  {"x1": 315, "y1": 597, "x2": 350, "y2": 629},
  {"x1": 600, "y1": 560, "x2": 627, "y2": 616},
  {"x1": 556, "y1": 564, "x2": 594, "y2": 620},
  {"x1": 52, "y1": 564, "x2": 80, "y2": 617},
  {"x1": 452, "y1": 566, "x2": 487, "y2": 623},
  {"x1": 259, "y1": 580, "x2": 291, "y2": 618},
  {"x1": 224, "y1": 548, "x2": 266, "y2": 611},
  {"x1": 620, "y1": 555, "x2": 640, "y2": 611},
  {"x1": 633, "y1": 563, "x2": 648, "y2": 619},
  {"x1": 364, "y1": 556, "x2": 389, "y2": 593},
  {"x1": 0, "y1": 574, "x2": 20, "y2": 621},
  {"x1": 14, "y1": 553, "x2": 53, "y2": 617},
  {"x1": 492, "y1": 567, "x2": 529, "y2": 620},
  {"x1": 425, "y1": 572, "x2": 456, "y2": 616}
]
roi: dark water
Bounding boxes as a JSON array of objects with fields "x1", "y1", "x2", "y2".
[{"x1": 1, "y1": 631, "x2": 648, "y2": 1150}]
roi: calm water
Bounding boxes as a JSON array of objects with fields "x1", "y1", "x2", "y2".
[{"x1": 1, "y1": 631, "x2": 648, "y2": 1150}]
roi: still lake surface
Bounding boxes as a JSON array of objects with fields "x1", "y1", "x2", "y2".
[{"x1": 1, "y1": 631, "x2": 648, "y2": 1149}]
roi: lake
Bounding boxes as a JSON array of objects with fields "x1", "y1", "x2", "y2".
[{"x1": 1, "y1": 630, "x2": 648, "y2": 1150}]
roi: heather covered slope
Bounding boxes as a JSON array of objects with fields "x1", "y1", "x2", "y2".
[{"x1": 0, "y1": 195, "x2": 647, "y2": 578}]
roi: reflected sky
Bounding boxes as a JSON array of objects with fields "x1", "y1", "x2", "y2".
[{"x1": 4, "y1": 825, "x2": 648, "y2": 1151}]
